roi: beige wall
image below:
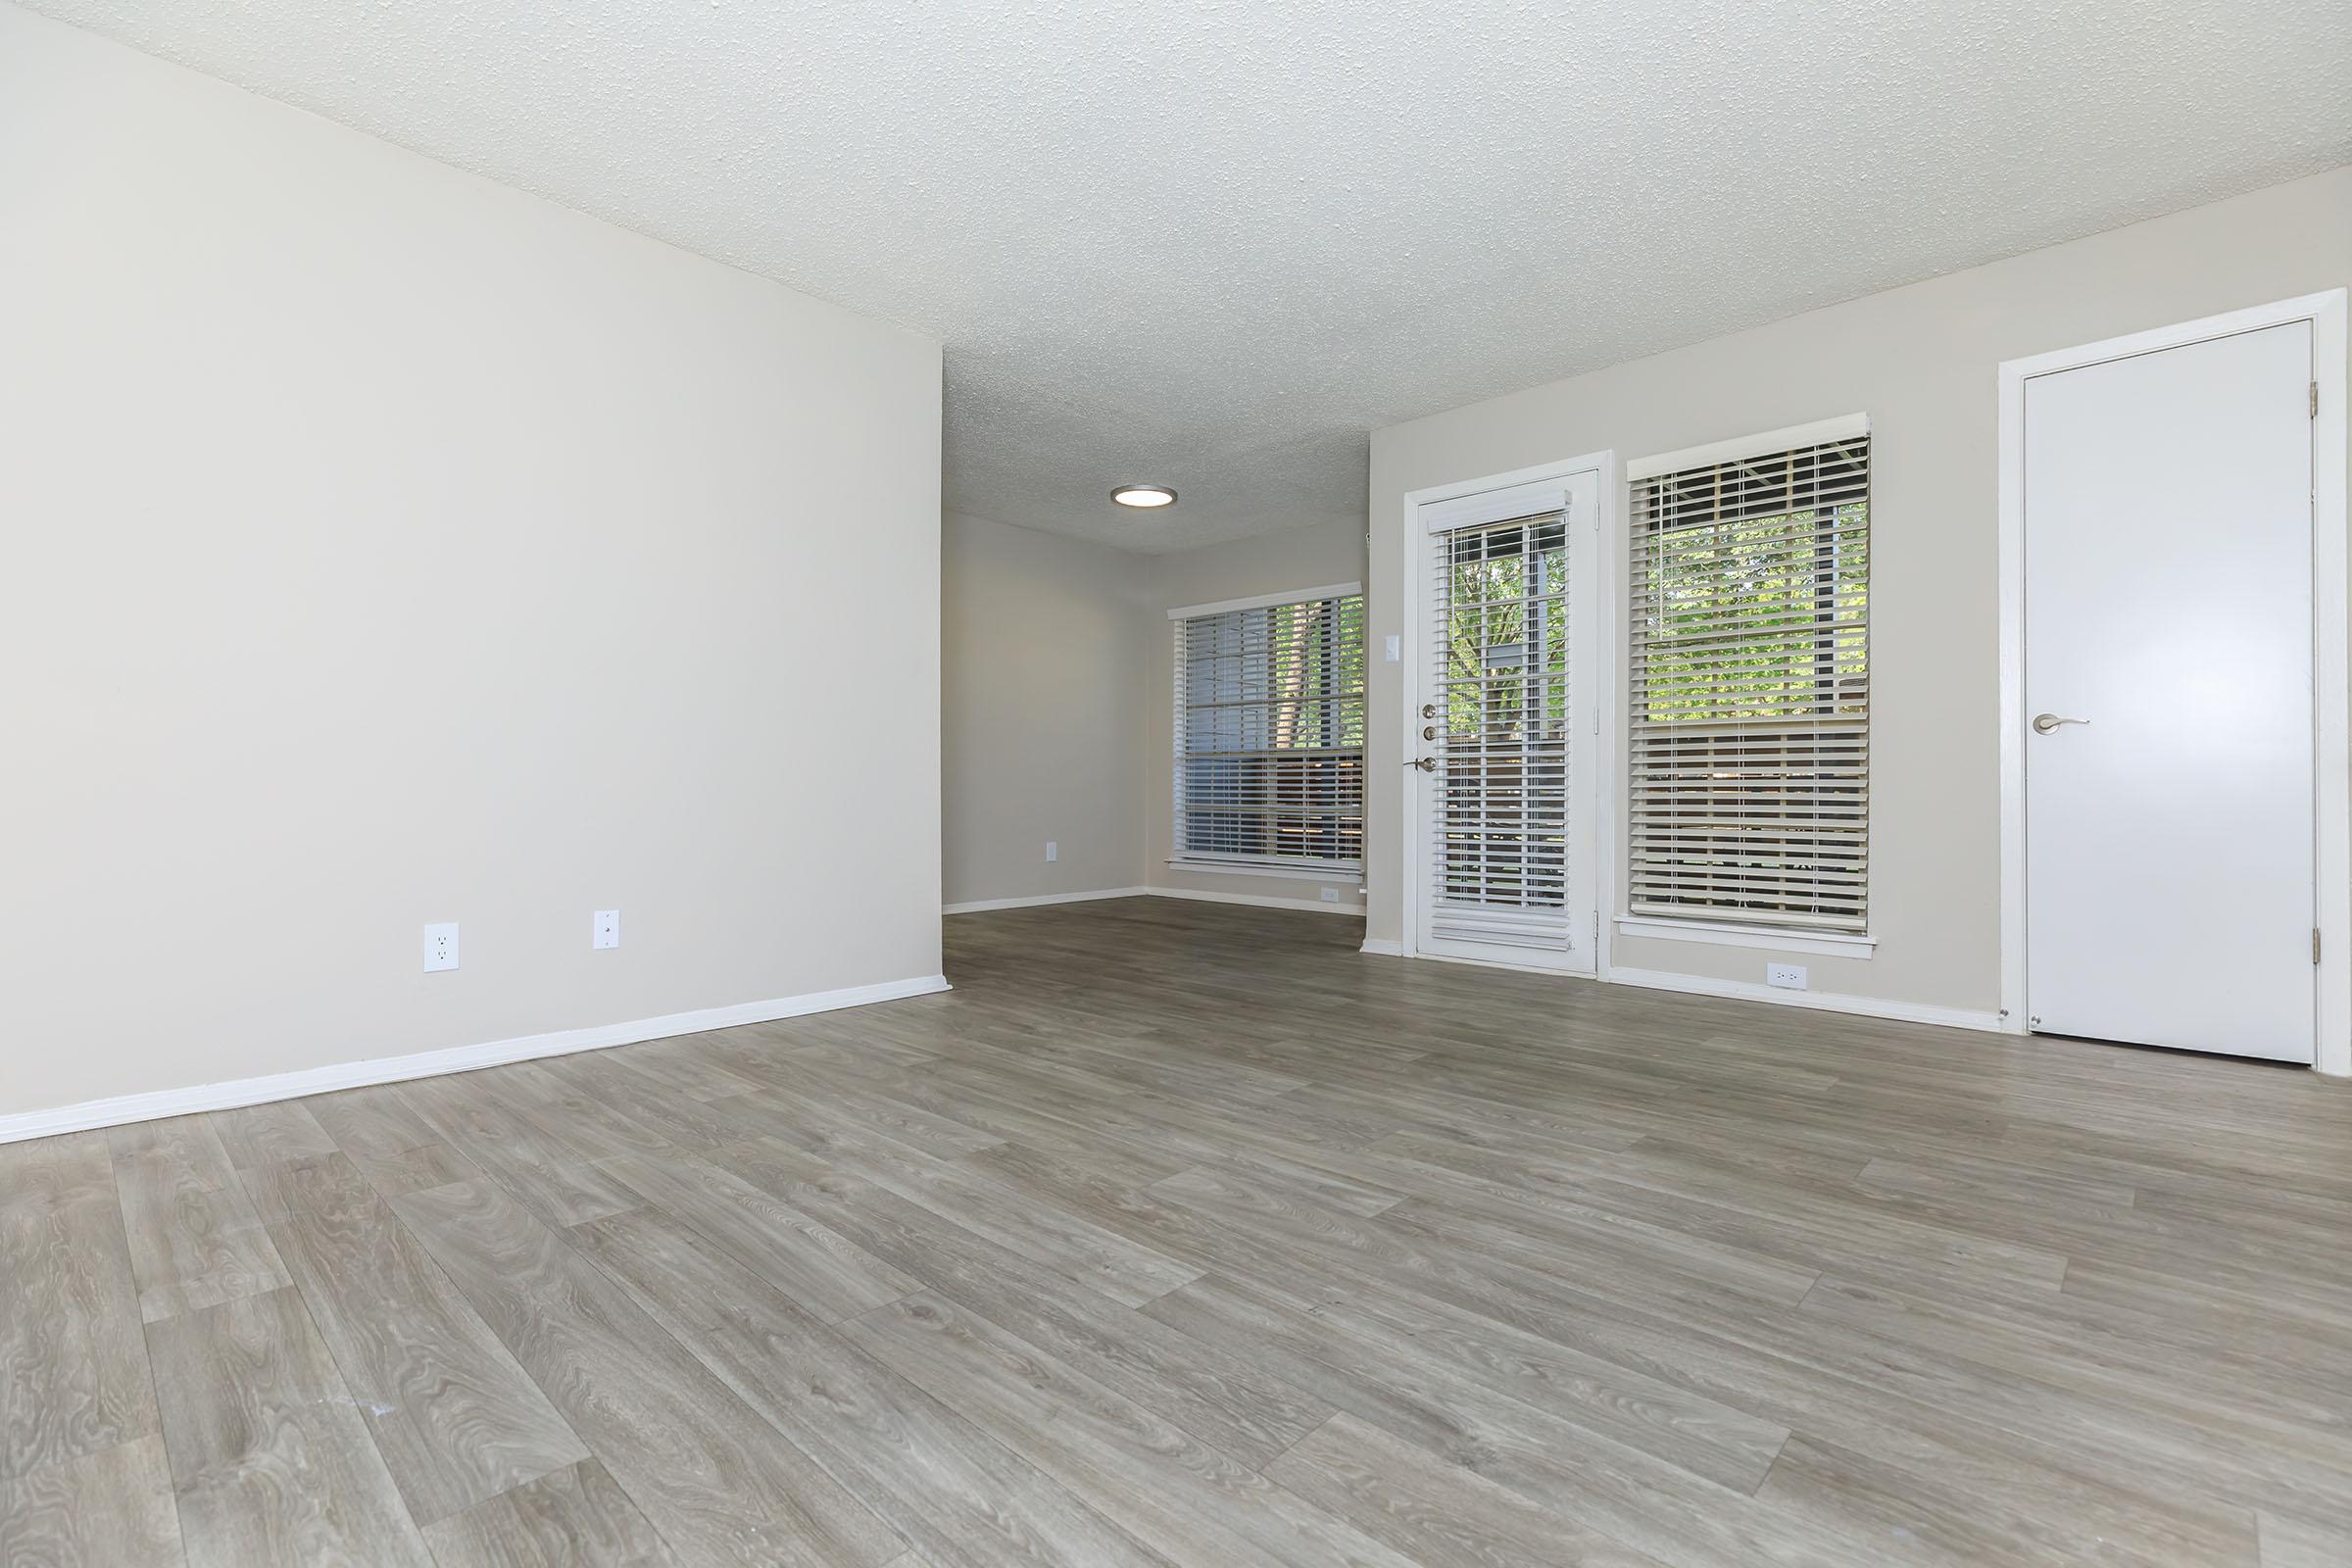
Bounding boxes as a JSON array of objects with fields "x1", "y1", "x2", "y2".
[
  {"x1": 1368, "y1": 166, "x2": 2352, "y2": 1012},
  {"x1": 0, "y1": 7, "x2": 944, "y2": 1120},
  {"x1": 1143, "y1": 519, "x2": 1371, "y2": 913},
  {"x1": 942, "y1": 512, "x2": 1148, "y2": 906}
]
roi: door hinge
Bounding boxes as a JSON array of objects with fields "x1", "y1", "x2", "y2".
[
  {"x1": 2314, "y1": 927, "x2": 2323, "y2": 965},
  {"x1": 2316, "y1": 381, "x2": 2324, "y2": 419}
]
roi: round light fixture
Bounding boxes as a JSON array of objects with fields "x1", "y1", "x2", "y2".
[{"x1": 1110, "y1": 484, "x2": 1177, "y2": 509}]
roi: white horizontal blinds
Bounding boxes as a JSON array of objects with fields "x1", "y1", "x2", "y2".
[
  {"x1": 1629, "y1": 429, "x2": 1871, "y2": 931},
  {"x1": 1429, "y1": 509, "x2": 1572, "y2": 950},
  {"x1": 1173, "y1": 593, "x2": 1366, "y2": 868}
]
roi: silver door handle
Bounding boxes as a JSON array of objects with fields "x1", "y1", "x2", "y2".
[
  {"x1": 2032, "y1": 712, "x2": 2090, "y2": 734},
  {"x1": 1406, "y1": 757, "x2": 1437, "y2": 772}
]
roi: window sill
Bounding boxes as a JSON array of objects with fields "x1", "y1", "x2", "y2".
[
  {"x1": 1165, "y1": 858, "x2": 1363, "y2": 885},
  {"x1": 1613, "y1": 915, "x2": 1876, "y2": 958}
]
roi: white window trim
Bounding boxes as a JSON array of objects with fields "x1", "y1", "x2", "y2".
[
  {"x1": 1168, "y1": 581, "x2": 1366, "y2": 878},
  {"x1": 1417, "y1": 479, "x2": 1573, "y2": 534},
  {"x1": 1613, "y1": 914, "x2": 1876, "y2": 957},
  {"x1": 1166, "y1": 582, "x2": 1362, "y2": 621},
  {"x1": 1164, "y1": 857, "x2": 1363, "y2": 883},
  {"x1": 1623, "y1": 416, "x2": 1872, "y2": 941},
  {"x1": 1626, "y1": 414, "x2": 1871, "y2": 482}
]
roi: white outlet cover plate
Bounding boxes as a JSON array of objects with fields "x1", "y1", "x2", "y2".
[
  {"x1": 1767, "y1": 962, "x2": 1807, "y2": 990},
  {"x1": 593, "y1": 909, "x2": 620, "y2": 949},
  {"x1": 423, "y1": 922, "x2": 460, "y2": 972}
]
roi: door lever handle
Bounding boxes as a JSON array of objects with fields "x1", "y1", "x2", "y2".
[
  {"x1": 2032, "y1": 713, "x2": 2090, "y2": 735},
  {"x1": 1405, "y1": 757, "x2": 1437, "y2": 772}
]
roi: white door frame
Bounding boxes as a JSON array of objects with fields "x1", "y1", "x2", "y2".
[
  {"x1": 1396, "y1": 449, "x2": 1618, "y2": 975},
  {"x1": 1996, "y1": 289, "x2": 2350, "y2": 1075}
]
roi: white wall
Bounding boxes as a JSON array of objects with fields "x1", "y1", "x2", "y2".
[
  {"x1": 942, "y1": 512, "x2": 1148, "y2": 906},
  {"x1": 1143, "y1": 519, "x2": 1371, "y2": 913},
  {"x1": 1368, "y1": 166, "x2": 2352, "y2": 1013},
  {"x1": 0, "y1": 6, "x2": 944, "y2": 1123}
]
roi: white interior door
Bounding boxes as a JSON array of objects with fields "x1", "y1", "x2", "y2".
[
  {"x1": 2023, "y1": 320, "x2": 2317, "y2": 1061},
  {"x1": 1411, "y1": 469, "x2": 1598, "y2": 970}
]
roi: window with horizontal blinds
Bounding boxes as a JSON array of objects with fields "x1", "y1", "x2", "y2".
[
  {"x1": 1172, "y1": 591, "x2": 1365, "y2": 870},
  {"x1": 1628, "y1": 427, "x2": 1870, "y2": 932},
  {"x1": 1429, "y1": 511, "x2": 1572, "y2": 947}
]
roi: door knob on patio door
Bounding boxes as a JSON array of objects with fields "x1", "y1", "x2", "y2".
[
  {"x1": 2032, "y1": 712, "x2": 2090, "y2": 734},
  {"x1": 1407, "y1": 757, "x2": 1437, "y2": 772}
]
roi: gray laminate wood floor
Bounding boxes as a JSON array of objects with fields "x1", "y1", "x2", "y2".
[{"x1": 8, "y1": 897, "x2": 2352, "y2": 1566}]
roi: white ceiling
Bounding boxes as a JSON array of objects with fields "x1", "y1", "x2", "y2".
[{"x1": 31, "y1": 1, "x2": 2351, "y2": 551}]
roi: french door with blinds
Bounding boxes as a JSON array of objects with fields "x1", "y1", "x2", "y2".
[{"x1": 1409, "y1": 467, "x2": 1599, "y2": 970}]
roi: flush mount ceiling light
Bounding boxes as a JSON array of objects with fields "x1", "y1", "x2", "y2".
[{"x1": 1110, "y1": 484, "x2": 1177, "y2": 509}]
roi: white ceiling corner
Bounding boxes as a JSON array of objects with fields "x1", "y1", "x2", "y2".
[{"x1": 26, "y1": 0, "x2": 2351, "y2": 552}]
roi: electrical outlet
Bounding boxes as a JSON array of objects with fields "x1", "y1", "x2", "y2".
[
  {"x1": 1767, "y1": 962, "x2": 1807, "y2": 990},
  {"x1": 422, "y1": 922, "x2": 460, "y2": 972},
  {"x1": 1045, "y1": 841, "x2": 1057, "y2": 863},
  {"x1": 593, "y1": 909, "x2": 620, "y2": 950},
  {"x1": 1320, "y1": 887, "x2": 1341, "y2": 903}
]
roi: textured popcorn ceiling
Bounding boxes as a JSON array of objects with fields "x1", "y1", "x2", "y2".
[{"x1": 29, "y1": 1, "x2": 2352, "y2": 550}]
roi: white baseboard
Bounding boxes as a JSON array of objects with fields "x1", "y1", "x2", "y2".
[
  {"x1": 1146, "y1": 886, "x2": 1367, "y2": 917},
  {"x1": 1358, "y1": 938, "x2": 1405, "y2": 956},
  {"x1": 0, "y1": 973, "x2": 953, "y2": 1148},
  {"x1": 1605, "y1": 965, "x2": 2001, "y2": 1032},
  {"x1": 943, "y1": 887, "x2": 1148, "y2": 914},
  {"x1": 945, "y1": 886, "x2": 1362, "y2": 919},
  {"x1": 1405, "y1": 948, "x2": 1596, "y2": 979}
]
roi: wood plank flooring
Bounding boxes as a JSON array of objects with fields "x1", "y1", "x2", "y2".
[{"x1": 6, "y1": 895, "x2": 2352, "y2": 1565}]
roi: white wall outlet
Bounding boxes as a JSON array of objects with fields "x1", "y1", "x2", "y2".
[
  {"x1": 1767, "y1": 962, "x2": 1807, "y2": 990},
  {"x1": 1320, "y1": 887, "x2": 1341, "y2": 903},
  {"x1": 1384, "y1": 633, "x2": 1401, "y2": 662},
  {"x1": 1045, "y1": 841, "x2": 1057, "y2": 863},
  {"x1": 422, "y1": 922, "x2": 460, "y2": 972},
  {"x1": 593, "y1": 909, "x2": 620, "y2": 950}
]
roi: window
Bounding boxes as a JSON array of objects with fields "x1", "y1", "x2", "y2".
[
  {"x1": 1627, "y1": 419, "x2": 1870, "y2": 933},
  {"x1": 1430, "y1": 510, "x2": 1570, "y2": 927},
  {"x1": 1171, "y1": 587, "x2": 1366, "y2": 872}
]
